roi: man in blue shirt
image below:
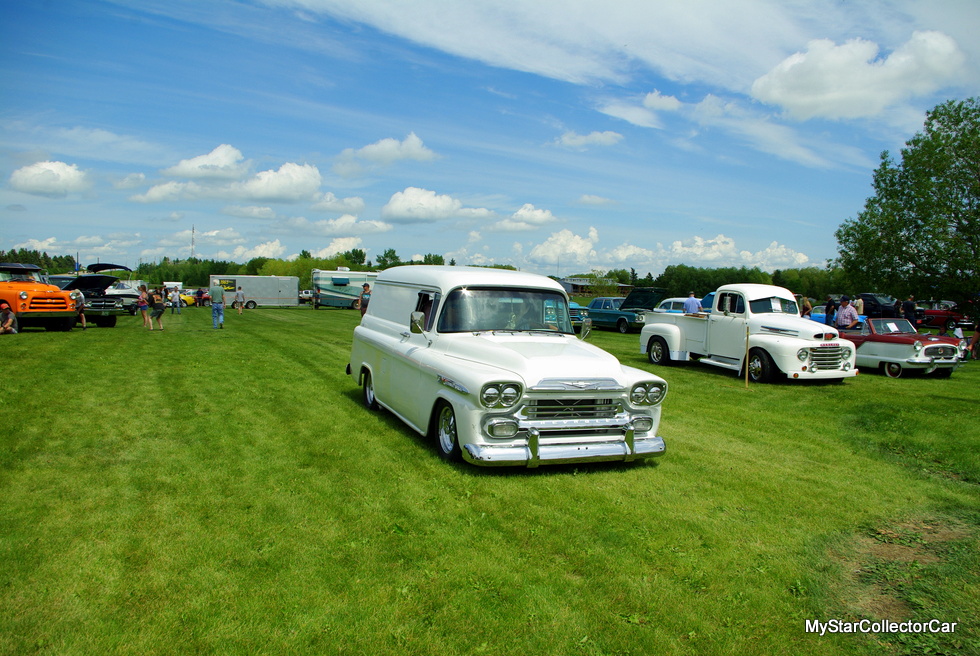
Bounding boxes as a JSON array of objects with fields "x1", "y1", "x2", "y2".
[{"x1": 682, "y1": 291, "x2": 702, "y2": 314}]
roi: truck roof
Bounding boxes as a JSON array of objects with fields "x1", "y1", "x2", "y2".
[
  {"x1": 376, "y1": 265, "x2": 565, "y2": 293},
  {"x1": 717, "y1": 283, "x2": 795, "y2": 300}
]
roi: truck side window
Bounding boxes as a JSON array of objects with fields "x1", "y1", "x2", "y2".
[{"x1": 415, "y1": 292, "x2": 440, "y2": 331}]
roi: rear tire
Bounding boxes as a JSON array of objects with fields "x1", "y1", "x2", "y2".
[
  {"x1": 245, "y1": 300, "x2": 257, "y2": 309},
  {"x1": 362, "y1": 370, "x2": 379, "y2": 410}
]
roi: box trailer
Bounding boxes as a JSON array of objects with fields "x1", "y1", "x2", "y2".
[
  {"x1": 312, "y1": 268, "x2": 378, "y2": 309},
  {"x1": 209, "y1": 275, "x2": 299, "y2": 308}
]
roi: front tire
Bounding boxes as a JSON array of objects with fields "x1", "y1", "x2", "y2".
[
  {"x1": 433, "y1": 401, "x2": 462, "y2": 462},
  {"x1": 647, "y1": 336, "x2": 672, "y2": 365},
  {"x1": 746, "y1": 349, "x2": 774, "y2": 383},
  {"x1": 932, "y1": 367, "x2": 953, "y2": 379},
  {"x1": 883, "y1": 362, "x2": 903, "y2": 378},
  {"x1": 617, "y1": 319, "x2": 629, "y2": 334}
]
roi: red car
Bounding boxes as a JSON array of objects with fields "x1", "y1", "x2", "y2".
[
  {"x1": 917, "y1": 300, "x2": 973, "y2": 332},
  {"x1": 842, "y1": 317, "x2": 967, "y2": 378}
]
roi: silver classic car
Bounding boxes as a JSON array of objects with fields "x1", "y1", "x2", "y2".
[{"x1": 347, "y1": 266, "x2": 668, "y2": 467}]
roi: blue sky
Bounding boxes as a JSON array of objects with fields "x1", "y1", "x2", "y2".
[{"x1": 2, "y1": 0, "x2": 979, "y2": 277}]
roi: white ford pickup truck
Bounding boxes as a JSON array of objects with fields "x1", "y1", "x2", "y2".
[
  {"x1": 347, "y1": 265, "x2": 668, "y2": 467},
  {"x1": 639, "y1": 283, "x2": 858, "y2": 383}
]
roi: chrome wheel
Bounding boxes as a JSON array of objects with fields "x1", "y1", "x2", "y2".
[
  {"x1": 362, "y1": 370, "x2": 379, "y2": 410},
  {"x1": 884, "y1": 362, "x2": 903, "y2": 378},
  {"x1": 648, "y1": 337, "x2": 670, "y2": 365},
  {"x1": 435, "y1": 402, "x2": 461, "y2": 462}
]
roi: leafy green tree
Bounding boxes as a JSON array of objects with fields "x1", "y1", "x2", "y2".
[
  {"x1": 421, "y1": 253, "x2": 445, "y2": 265},
  {"x1": 835, "y1": 97, "x2": 980, "y2": 305},
  {"x1": 341, "y1": 248, "x2": 366, "y2": 267},
  {"x1": 375, "y1": 248, "x2": 402, "y2": 269}
]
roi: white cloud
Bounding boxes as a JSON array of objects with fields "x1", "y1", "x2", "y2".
[
  {"x1": 556, "y1": 130, "x2": 623, "y2": 148},
  {"x1": 278, "y1": 214, "x2": 391, "y2": 236},
  {"x1": 578, "y1": 194, "x2": 614, "y2": 205},
  {"x1": 311, "y1": 191, "x2": 366, "y2": 214},
  {"x1": 216, "y1": 239, "x2": 288, "y2": 261},
  {"x1": 113, "y1": 173, "x2": 146, "y2": 189},
  {"x1": 380, "y1": 186, "x2": 491, "y2": 223},
  {"x1": 751, "y1": 31, "x2": 966, "y2": 120},
  {"x1": 312, "y1": 237, "x2": 363, "y2": 258},
  {"x1": 643, "y1": 90, "x2": 682, "y2": 111},
  {"x1": 163, "y1": 144, "x2": 251, "y2": 179},
  {"x1": 490, "y1": 203, "x2": 559, "y2": 232},
  {"x1": 9, "y1": 161, "x2": 91, "y2": 197},
  {"x1": 130, "y1": 162, "x2": 322, "y2": 203},
  {"x1": 223, "y1": 205, "x2": 278, "y2": 219},
  {"x1": 597, "y1": 101, "x2": 664, "y2": 129},
  {"x1": 528, "y1": 227, "x2": 600, "y2": 266},
  {"x1": 333, "y1": 132, "x2": 437, "y2": 177}
]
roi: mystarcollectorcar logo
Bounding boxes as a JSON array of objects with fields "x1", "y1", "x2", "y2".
[{"x1": 805, "y1": 618, "x2": 958, "y2": 636}]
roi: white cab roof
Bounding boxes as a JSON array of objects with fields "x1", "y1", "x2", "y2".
[{"x1": 376, "y1": 265, "x2": 565, "y2": 294}]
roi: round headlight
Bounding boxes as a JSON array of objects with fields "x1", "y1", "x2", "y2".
[
  {"x1": 481, "y1": 385, "x2": 501, "y2": 407},
  {"x1": 19, "y1": 291, "x2": 28, "y2": 300},
  {"x1": 797, "y1": 348, "x2": 809, "y2": 362},
  {"x1": 646, "y1": 384, "x2": 665, "y2": 404},
  {"x1": 631, "y1": 386, "x2": 648, "y2": 404},
  {"x1": 500, "y1": 385, "x2": 521, "y2": 407},
  {"x1": 913, "y1": 340, "x2": 923, "y2": 352},
  {"x1": 840, "y1": 346, "x2": 852, "y2": 359}
]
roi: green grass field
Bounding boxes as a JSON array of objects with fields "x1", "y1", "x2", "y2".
[{"x1": 2, "y1": 307, "x2": 978, "y2": 655}]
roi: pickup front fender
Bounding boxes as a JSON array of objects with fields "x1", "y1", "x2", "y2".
[{"x1": 639, "y1": 323, "x2": 684, "y2": 361}]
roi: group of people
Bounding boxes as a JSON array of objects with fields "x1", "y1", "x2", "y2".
[{"x1": 134, "y1": 283, "x2": 246, "y2": 331}]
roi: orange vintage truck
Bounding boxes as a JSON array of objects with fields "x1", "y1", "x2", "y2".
[{"x1": 0, "y1": 262, "x2": 79, "y2": 331}]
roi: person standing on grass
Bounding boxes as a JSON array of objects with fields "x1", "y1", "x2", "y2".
[
  {"x1": 234, "y1": 286, "x2": 246, "y2": 315},
  {"x1": 137, "y1": 285, "x2": 151, "y2": 328},
  {"x1": 170, "y1": 287, "x2": 182, "y2": 315},
  {"x1": 76, "y1": 289, "x2": 87, "y2": 330},
  {"x1": 359, "y1": 283, "x2": 371, "y2": 317},
  {"x1": 149, "y1": 287, "x2": 165, "y2": 331},
  {"x1": 209, "y1": 281, "x2": 226, "y2": 329},
  {"x1": 824, "y1": 295, "x2": 836, "y2": 326},
  {"x1": 0, "y1": 303, "x2": 18, "y2": 334}
]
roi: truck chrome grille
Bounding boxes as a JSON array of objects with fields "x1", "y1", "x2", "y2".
[
  {"x1": 810, "y1": 346, "x2": 844, "y2": 370},
  {"x1": 525, "y1": 398, "x2": 619, "y2": 419},
  {"x1": 28, "y1": 298, "x2": 70, "y2": 310}
]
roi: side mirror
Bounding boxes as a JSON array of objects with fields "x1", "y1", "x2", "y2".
[
  {"x1": 579, "y1": 317, "x2": 592, "y2": 340},
  {"x1": 410, "y1": 311, "x2": 425, "y2": 334}
]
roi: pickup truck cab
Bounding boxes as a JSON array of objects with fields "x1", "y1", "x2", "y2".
[
  {"x1": 586, "y1": 288, "x2": 667, "y2": 333},
  {"x1": 348, "y1": 266, "x2": 668, "y2": 467},
  {"x1": 640, "y1": 283, "x2": 858, "y2": 383},
  {"x1": 0, "y1": 262, "x2": 79, "y2": 331}
]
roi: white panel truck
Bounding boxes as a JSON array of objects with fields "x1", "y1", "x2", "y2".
[
  {"x1": 640, "y1": 283, "x2": 858, "y2": 383},
  {"x1": 209, "y1": 275, "x2": 299, "y2": 308},
  {"x1": 312, "y1": 268, "x2": 378, "y2": 309}
]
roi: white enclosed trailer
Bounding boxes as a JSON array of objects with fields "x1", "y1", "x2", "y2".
[
  {"x1": 209, "y1": 275, "x2": 299, "y2": 308},
  {"x1": 311, "y1": 268, "x2": 378, "y2": 309}
]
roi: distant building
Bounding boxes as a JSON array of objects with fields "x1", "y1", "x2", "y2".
[{"x1": 559, "y1": 277, "x2": 633, "y2": 295}]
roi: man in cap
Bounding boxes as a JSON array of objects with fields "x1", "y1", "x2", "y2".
[
  {"x1": 0, "y1": 303, "x2": 17, "y2": 334},
  {"x1": 682, "y1": 291, "x2": 702, "y2": 314},
  {"x1": 835, "y1": 295, "x2": 860, "y2": 330}
]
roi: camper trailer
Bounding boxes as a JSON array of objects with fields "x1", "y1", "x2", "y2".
[
  {"x1": 209, "y1": 275, "x2": 299, "y2": 308},
  {"x1": 311, "y1": 268, "x2": 378, "y2": 309}
]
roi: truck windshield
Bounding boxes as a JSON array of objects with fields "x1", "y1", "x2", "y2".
[
  {"x1": 749, "y1": 296, "x2": 799, "y2": 315},
  {"x1": 437, "y1": 287, "x2": 574, "y2": 334}
]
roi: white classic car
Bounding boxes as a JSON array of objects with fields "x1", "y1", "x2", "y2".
[{"x1": 347, "y1": 266, "x2": 668, "y2": 467}]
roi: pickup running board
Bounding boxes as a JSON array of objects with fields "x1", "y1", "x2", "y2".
[{"x1": 697, "y1": 357, "x2": 742, "y2": 371}]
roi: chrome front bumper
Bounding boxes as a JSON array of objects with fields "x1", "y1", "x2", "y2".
[{"x1": 462, "y1": 424, "x2": 666, "y2": 467}]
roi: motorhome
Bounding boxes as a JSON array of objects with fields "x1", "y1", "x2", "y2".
[{"x1": 312, "y1": 268, "x2": 378, "y2": 309}]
